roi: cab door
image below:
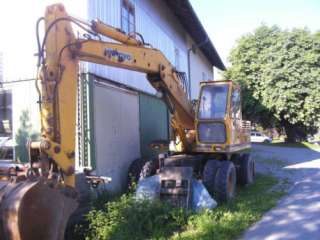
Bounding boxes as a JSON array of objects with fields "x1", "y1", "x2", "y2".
[{"x1": 230, "y1": 86, "x2": 242, "y2": 145}]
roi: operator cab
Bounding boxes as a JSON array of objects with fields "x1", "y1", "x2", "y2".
[{"x1": 194, "y1": 80, "x2": 251, "y2": 153}]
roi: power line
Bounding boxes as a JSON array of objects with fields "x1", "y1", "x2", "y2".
[{"x1": 0, "y1": 78, "x2": 37, "y2": 85}]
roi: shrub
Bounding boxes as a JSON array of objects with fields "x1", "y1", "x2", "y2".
[
  {"x1": 84, "y1": 194, "x2": 189, "y2": 240},
  {"x1": 71, "y1": 174, "x2": 284, "y2": 240}
]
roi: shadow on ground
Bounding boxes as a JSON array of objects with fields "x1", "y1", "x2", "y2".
[{"x1": 242, "y1": 144, "x2": 320, "y2": 240}]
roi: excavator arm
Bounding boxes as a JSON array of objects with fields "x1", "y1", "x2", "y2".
[{"x1": 39, "y1": 4, "x2": 195, "y2": 187}]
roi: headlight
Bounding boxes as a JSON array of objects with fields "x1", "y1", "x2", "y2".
[{"x1": 198, "y1": 122, "x2": 226, "y2": 143}]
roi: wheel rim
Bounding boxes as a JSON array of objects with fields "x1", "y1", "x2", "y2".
[
  {"x1": 248, "y1": 160, "x2": 255, "y2": 182},
  {"x1": 227, "y1": 171, "x2": 235, "y2": 196}
]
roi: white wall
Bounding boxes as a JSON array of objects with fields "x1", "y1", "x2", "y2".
[
  {"x1": 188, "y1": 37, "x2": 213, "y2": 100},
  {"x1": 0, "y1": 53, "x2": 3, "y2": 83},
  {"x1": 87, "y1": 0, "x2": 211, "y2": 97}
]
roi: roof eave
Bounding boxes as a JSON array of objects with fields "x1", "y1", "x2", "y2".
[{"x1": 164, "y1": 0, "x2": 226, "y2": 70}]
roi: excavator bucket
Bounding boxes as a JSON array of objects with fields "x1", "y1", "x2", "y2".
[{"x1": 0, "y1": 179, "x2": 78, "y2": 240}]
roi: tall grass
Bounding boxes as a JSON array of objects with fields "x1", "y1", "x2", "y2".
[{"x1": 72, "y1": 174, "x2": 284, "y2": 240}]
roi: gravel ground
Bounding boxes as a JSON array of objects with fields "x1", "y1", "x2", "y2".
[{"x1": 242, "y1": 144, "x2": 320, "y2": 240}]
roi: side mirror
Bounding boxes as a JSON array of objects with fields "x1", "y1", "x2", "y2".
[{"x1": 191, "y1": 99, "x2": 198, "y2": 112}]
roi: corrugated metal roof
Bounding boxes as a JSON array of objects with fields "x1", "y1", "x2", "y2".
[{"x1": 163, "y1": 0, "x2": 226, "y2": 70}]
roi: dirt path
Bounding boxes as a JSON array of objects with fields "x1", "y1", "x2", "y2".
[
  {"x1": 242, "y1": 144, "x2": 320, "y2": 240},
  {"x1": 0, "y1": 181, "x2": 6, "y2": 189}
]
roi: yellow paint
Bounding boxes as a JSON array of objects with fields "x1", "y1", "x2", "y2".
[
  {"x1": 38, "y1": 4, "x2": 250, "y2": 188},
  {"x1": 39, "y1": 3, "x2": 195, "y2": 187},
  {"x1": 194, "y1": 80, "x2": 251, "y2": 153}
]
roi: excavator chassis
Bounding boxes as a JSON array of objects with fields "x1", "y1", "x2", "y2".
[{"x1": 135, "y1": 150, "x2": 254, "y2": 208}]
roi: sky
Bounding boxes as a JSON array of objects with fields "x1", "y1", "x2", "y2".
[
  {"x1": 0, "y1": 0, "x2": 319, "y2": 80},
  {"x1": 0, "y1": 0, "x2": 86, "y2": 81},
  {"x1": 190, "y1": 0, "x2": 320, "y2": 67}
]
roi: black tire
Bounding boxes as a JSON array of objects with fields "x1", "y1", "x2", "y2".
[
  {"x1": 263, "y1": 139, "x2": 270, "y2": 143},
  {"x1": 238, "y1": 154, "x2": 255, "y2": 185},
  {"x1": 202, "y1": 160, "x2": 221, "y2": 195},
  {"x1": 214, "y1": 161, "x2": 237, "y2": 202},
  {"x1": 127, "y1": 158, "x2": 145, "y2": 187},
  {"x1": 232, "y1": 153, "x2": 244, "y2": 184},
  {"x1": 139, "y1": 160, "x2": 157, "y2": 180}
]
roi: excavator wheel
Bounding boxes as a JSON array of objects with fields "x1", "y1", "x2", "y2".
[
  {"x1": 238, "y1": 154, "x2": 255, "y2": 185},
  {"x1": 202, "y1": 160, "x2": 221, "y2": 195},
  {"x1": 214, "y1": 161, "x2": 236, "y2": 202},
  {"x1": 0, "y1": 179, "x2": 78, "y2": 240},
  {"x1": 127, "y1": 158, "x2": 145, "y2": 187}
]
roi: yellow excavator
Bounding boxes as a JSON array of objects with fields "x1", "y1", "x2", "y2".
[{"x1": 0, "y1": 4, "x2": 252, "y2": 240}]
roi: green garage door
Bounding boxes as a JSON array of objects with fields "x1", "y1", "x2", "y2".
[{"x1": 139, "y1": 93, "x2": 169, "y2": 159}]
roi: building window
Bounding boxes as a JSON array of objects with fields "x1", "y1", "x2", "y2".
[
  {"x1": 174, "y1": 48, "x2": 180, "y2": 70},
  {"x1": 121, "y1": 0, "x2": 135, "y2": 35},
  {"x1": 0, "y1": 53, "x2": 3, "y2": 83},
  {"x1": 0, "y1": 90, "x2": 12, "y2": 135}
]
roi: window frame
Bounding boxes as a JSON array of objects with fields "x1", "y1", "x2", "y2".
[
  {"x1": 0, "y1": 90, "x2": 12, "y2": 135},
  {"x1": 121, "y1": 0, "x2": 136, "y2": 35},
  {"x1": 174, "y1": 47, "x2": 180, "y2": 70},
  {"x1": 230, "y1": 87, "x2": 242, "y2": 120}
]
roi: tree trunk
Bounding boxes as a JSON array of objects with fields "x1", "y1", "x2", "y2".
[
  {"x1": 282, "y1": 119, "x2": 297, "y2": 143},
  {"x1": 281, "y1": 119, "x2": 308, "y2": 143}
]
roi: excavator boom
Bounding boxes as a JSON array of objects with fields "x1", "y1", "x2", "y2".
[{"x1": 37, "y1": 5, "x2": 195, "y2": 189}]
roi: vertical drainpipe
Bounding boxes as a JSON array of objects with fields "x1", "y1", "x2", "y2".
[
  {"x1": 212, "y1": 66, "x2": 215, "y2": 80},
  {"x1": 187, "y1": 37, "x2": 210, "y2": 99},
  {"x1": 187, "y1": 48, "x2": 193, "y2": 99}
]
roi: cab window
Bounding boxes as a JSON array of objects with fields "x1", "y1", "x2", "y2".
[{"x1": 198, "y1": 84, "x2": 229, "y2": 119}]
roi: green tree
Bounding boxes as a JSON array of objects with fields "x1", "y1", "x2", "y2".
[
  {"x1": 15, "y1": 110, "x2": 39, "y2": 162},
  {"x1": 225, "y1": 25, "x2": 320, "y2": 142}
]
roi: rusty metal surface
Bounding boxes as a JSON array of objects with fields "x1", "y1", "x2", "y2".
[
  {"x1": 0, "y1": 161, "x2": 26, "y2": 181},
  {"x1": 163, "y1": 155, "x2": 204, "y2": 167},
  {"x1": 0, "y1": 180, "x2": 78, "y2": 240},
  {"x1": 159, "y1": 167, "x2": 193, "y2": 209}
]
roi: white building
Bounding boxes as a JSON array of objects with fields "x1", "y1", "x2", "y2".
[
  {"x1": 0, "y1": 53, "x2": 12, "y2": 138},
  {"x1": 0, "y1": 53, "x2": 3, "y2": 83},
  {"x1": 3, "y1": 0, "x2": 225, "y2": 192}
]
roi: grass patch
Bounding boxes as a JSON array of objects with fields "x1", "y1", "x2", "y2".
[
  {"x1": 300, "y1": 142, "x2": 320, "y2": 151},
  {"x1": 259, "y1": 141, "x2": 320, "y2": 151},
  {"x1": 73, "y1": 174, "x2": 284, "y2": 240},
  {"x1": 171, "y1": 175, "x2": 284, "y2": 240}
]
